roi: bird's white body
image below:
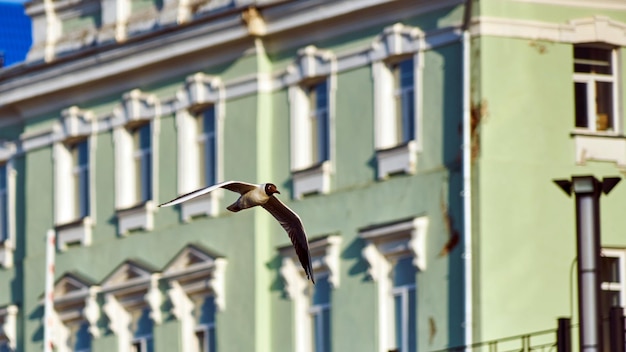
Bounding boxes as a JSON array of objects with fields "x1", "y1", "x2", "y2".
[{"x1": 230, "y1": 183, "x2": 271, "y2": 211}]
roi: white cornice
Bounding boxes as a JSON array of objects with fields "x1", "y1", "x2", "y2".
[
  {"x1": 473, "y1": 15, "x2": 626, "y2": 46},
  {"x1": 513, "y1": 0, "x2": 626, "y2": 10}
]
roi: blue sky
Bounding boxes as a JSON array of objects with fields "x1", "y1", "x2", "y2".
[{"x1": 0, "y1": 0, "x2": 28, "y2": 3}]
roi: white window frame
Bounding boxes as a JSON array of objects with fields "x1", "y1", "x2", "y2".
[
  {"x1": 286, "y1": 45, "x2": 337, "y2": 199},
  {"x1": 163, "y1": 244, "x2": 227, "y2": 352},
  {"x1": 573, "y1": 45, "x2": 620, "y2": 134},
  {"x1": 0, "y1": 143, "x2": 16, "y2": 268},
  {"x1": 0, "y1": 305, "x2": 18, "y2": 351},
  {"x1": 53, "y1": 127, "x2": 95, "y2": 251},
  {"x1": 175, "y1": 73, "x2": 225, "y2": 222},
  {"x1": 49, "y1": 273, "x2": 100, "y2": 352},
  {"x1": 113, "y1": 90, "x2": 160, "y2": 236},
  {"x1": 390, "y1": 256, "x2": 417, "y2": 352},
  {"x1": 101, "y1": 261, "x2": 162, "y2": 352},
  {"x1": 371, "y1": 23, "x2": 425, "y2": 179},
  {"x1": 279, "y1": 235, "x2": 341, "y2": 352},
  {"x1": 359, "y1": 217, "x2": 428, "y2": 352},
  {"x1": 600, "y1": 248, "x2": 626, "y2": 307}
]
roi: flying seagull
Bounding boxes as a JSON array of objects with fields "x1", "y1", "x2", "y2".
[{"x1": 159, "y1": 181, "x2": 315, "y2": 283}]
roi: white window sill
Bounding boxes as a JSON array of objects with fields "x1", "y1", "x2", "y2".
[
  {"x1": 180, "y1": 193, "x2": 219, "y2": 222},
  {"x1": 292, "y1": 161, "x2": 331, "y2": 200},
  {"x1": 0, "y1": 242, "x2": 14, "y2": 268},
  {"x1": 571, "y1": 131, "x2": 626, "y2": 167},
  {"x1": 376, "y1": 140, "x2": 417, "y2": 180},
  {"x1": 55, "y1": 217, "x2": 93, "y2": 250},
  {"x1": 116, "y1": 201, "x2": 155, "y2": 236}
]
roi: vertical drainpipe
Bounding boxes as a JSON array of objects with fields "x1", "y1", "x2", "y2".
[
  {"x1": 462, "y1": 0, "x2": 473, "y2": 351},
  {"x1": 43, "y1": 230, "x2": 56, "y2": 352}
]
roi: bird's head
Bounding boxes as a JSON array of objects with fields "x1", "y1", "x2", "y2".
[{"x1": 264, "y1": 183, "x2": 281, "y2": 196}]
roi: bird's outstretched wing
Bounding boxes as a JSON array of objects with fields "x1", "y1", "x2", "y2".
[
  {"x1": 262, "y1": 196, "x2": 315, "y2": 283},
  {"x1": 158, "y1": 181, "x2": 257, "y2": 207}
]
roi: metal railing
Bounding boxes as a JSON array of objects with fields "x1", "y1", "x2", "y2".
[{"x1": 431, "y1": 328, "x2": 558, "y2": 352}]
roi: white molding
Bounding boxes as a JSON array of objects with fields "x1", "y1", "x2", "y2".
[
  {"x1": 474, "y1": 15, "x2": 626, "y2": 46},
  {"x1": 292, "y1": 161, "x2": 332, "y2": 200},
  {"x1": 84, "y1": 286, "x2": 101, "y2": 338},
  {"x1": 513, "y1": 0, "x2": 626, "y2": 10},
  {"x1": 0, "y1": 305, "x2": 18, "y2": 351},
  {"x1": 360, "y1": 216, "x2": 427, "y2": 352},
  {"x1": 56, "y1": 217, "x2": 93, "y2": 250},
  {"x1": 116, "y1": 201, "x2": 156, "y2": 235},
  {"x1": 101, "y1": 261, "x2": 159, "y2": 352},
  {"x1": 360, "y1": 217, "x2": 429, "y2": 272},
  {"x1": 162, "y1": 244, "x2": 227, "y2": 312},
  {"x1": 376, "y1": 141, "x2": 418, "y2": 179},
  {"x1": 572, "y1": 133, "x2": 626, "y2": 167}
]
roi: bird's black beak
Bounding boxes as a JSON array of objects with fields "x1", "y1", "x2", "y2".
[{"x1": 275, "y1": 190, "x2": 281, "y2": 194}]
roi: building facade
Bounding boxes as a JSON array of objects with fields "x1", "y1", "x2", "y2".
[{"x1": 0, "y1": 0, "x2": 625, "y2": 352}]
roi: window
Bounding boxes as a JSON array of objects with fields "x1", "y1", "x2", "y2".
[
  {"x1": 310, "y1": 274, "x2": 331, "y2": 352},
  {"x1": 132, "y1": 123, "x2": 153, "y2": 204},
  {"x1": 573, "y1": 45, "x2": 618, "y2": 132},
  {"x1": 164, "y1": 244, "x2": 227, "y2": 352},
  {"x1": 600, "y1": 248, "x2": 626, "y2": 349},
  {"x1": 48, "y1": 273, "x2": 99, "y2": 352},
  {"x1": 71, "y1": 141, "x2": 90, "y2": 219},
  {"x1": 196, "y1": 107, "x2": 217, "y2": 188},
  {"x1": 392, "y1": 257, "x2": 417, "y2": 352},
  {"x1": 287, "y1": 46, "x2": 336, "y2": 199},
  {"x1": 279, "y1": 235, "x2": 341, "y2": 352},
  {"x1": 175, "y1": 73, "x2": 224, "y2": 221},
  {"x1": 132, "y1": 308, "x2": 154, "y2": 352},
  {"x1": 391, "y1": 58, "x2": 416, "y2": 144},
  {"x1": 371, "y1": 24, "x2": 424, "y2": 179},
  {"x1": 195, "y1": 296, "x2": 217, "y2": 352},
  {"x1": 360, "y1": 217, "x2": 428, "y2": 352},
  {"x1": 306, "y1": 80, "x2": 330, "y2": 166},
  {"x1": 113, "y1": 89, "x2": 159, "y2": 235},
  {"x1": 102, "y1": 260, "x2": 162, "y2": 352},
  {"x1": 54, "y1": 138, "x2": 93, "y2": 250}
]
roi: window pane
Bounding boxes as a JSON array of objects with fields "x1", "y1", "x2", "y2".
[
  {"x1": 312, "y1": 275, "x2": 331, "y2": 305},
  {"x1": 308, "y1": 81, "x2": 330, "y2": 164},
  {"x1": 601, "y1": 290, "x2": 621, "y2": 314},
  {"x1": 73, "y1": 321, "x2": 91, "y2": 351},
  {"x1": 0, "y1": 342, "x2": 10, "y2": 352},
  {"x1": 208, "y1": 325, "x2": 216, "y2": 352},
  {"x1": 393, "y1": 58, "x2": 415, "y2": 144},
  {"x1": 72, "y1": 141, "x2": 90, "y2": 219},
  {"x1": 574, "y1": 82, "x2": 589, "y2": 128},
  {"x1": 198, "y1": 296, "x2": 216, "y2": 325},
  {"x1": 322, "y1": 308, "x2": 331, "y2": 352},
  {"x1": 394, "y1": 257, "x2": 417, "y2": 288},
  {"x1": 574, "y1": 47, "x2": 612, "y2": 75},
  {"x1": 204, "y1": 108, "x2": 217, "y2": 186},
  {"x1": 196, "y1": 329, "x2": 207, "y2": 352},
  {"x1": 407, "y1": 287, "x2": 417, "y2": 352},
  {"x1": 595, "y1": 81, "x2": 614, "y2": 131},
  {"x1": 394, "y1": 294, "x2": 403, "y2": 351},
  {"x1": 134, "y1": 124, "x2": 152, "y2": 203},
  {"x1": 134, "y1": 308, "x2": 153, "y2": 338},
  {"x1": 600, "y1": 256, "x2": 620, "y2": 283}
]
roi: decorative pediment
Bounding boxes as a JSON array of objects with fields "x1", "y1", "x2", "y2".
[
  {"x1": 163, "y1": 244, "x2": 227, "y2": 311},
  {"x1": 279, "y1": 235, "x2": 341, "y2": 299},
  {"x1": 360, "y1": 216, "x2": 429, "y2": 281},
  {"x1": 53, "y1": 272, "x2": 94, "y2": 300},
  {"x1": 101, "y1": 259, "x2": 157, "y2": 290},
  {"x1": 163, "y1": 244, "x2": 220, "y2": 276},
  {"x1": 286, "y1": 45, "x2": 335, "y2": 84},
  {"x1": 370, "y1": 23, "x2": 424, "y2": 61},
  {"x1": 59, "y1": 106, "x2": 94, "y2": 138},
  {"x1": 178, "y1": 73, "x2": 223, "y2": 109}
]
